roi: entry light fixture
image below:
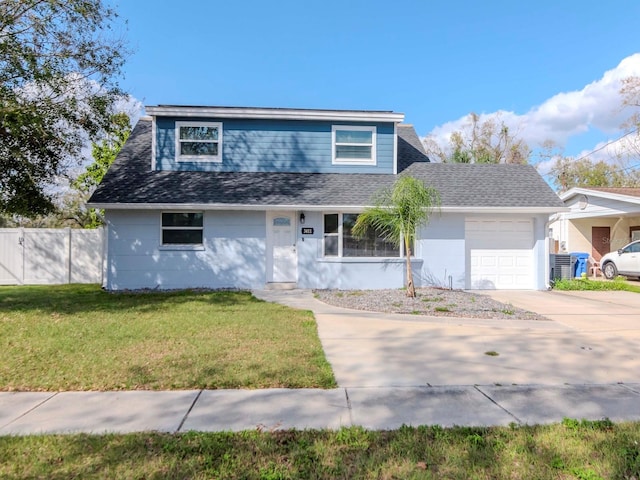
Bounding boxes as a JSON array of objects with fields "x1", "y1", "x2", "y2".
[{"x1": 299, "y1": 212, "x2": 305, "y2": 224}]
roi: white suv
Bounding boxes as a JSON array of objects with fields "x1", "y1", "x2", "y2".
[{"x1": 601, "y1": 240, "x2": 640, "y2": 279}]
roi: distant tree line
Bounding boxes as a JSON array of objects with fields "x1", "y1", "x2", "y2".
[{"x1": 422, "y1": 80, "x2": 640, "y2": 192}]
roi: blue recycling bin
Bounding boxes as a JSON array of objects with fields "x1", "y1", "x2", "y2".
[{"x1": 570, "y1": 252, "x2": 590, "y2": 278}]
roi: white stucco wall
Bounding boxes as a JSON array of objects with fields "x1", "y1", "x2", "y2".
[
  {"x1": 295, "y1": 211, "x2": 411, "y2": 289},
  {"x1": 104, "y1": 210, "x2": 266, "y2": 290},
  {"x1": 104, "y1": 209, "x2": 550, "y2": 291},
  {"x1": 418, "y1": 213, "x2": 549, "y2": 290},
  {"x1": 417, "y1": 214, "x2": 466, "y2": 289}
]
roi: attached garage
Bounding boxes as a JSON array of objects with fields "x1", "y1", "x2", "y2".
[{"x1": 466, "y1": 218, "x2": 534, "y2": 290}]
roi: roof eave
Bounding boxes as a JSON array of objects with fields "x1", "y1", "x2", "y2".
[
  {"x1": 145, "y1": 106, "x2": 405, "y2": 123},
  {"x1": 560, "y1": 187, "x2": 640, "y2": 204},
  {"x1": 89, "y1": 202, "x2": 568, "y2": 214}
]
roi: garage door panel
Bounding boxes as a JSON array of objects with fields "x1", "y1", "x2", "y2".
[
  {"x1": 481, "y1": 256, "x2": 496, "y2": 267},
  {"x1": 466, "y1": 219, "x2": 535, "y2": 290},
  {"x1": 498, "y1": 256, "x2": 514, "y2": 267}
]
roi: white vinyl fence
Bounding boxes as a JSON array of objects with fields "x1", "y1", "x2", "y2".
[{"x1": 0, "y1": 228, "x2": 104, "y2": 285}]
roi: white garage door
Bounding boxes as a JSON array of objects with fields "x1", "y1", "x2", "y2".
[{"x1": 466, "y1": 218, "x2": 534, "y2": 290}]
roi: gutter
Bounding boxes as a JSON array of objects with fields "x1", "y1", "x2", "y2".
[{"x1": 88, "y1": 202, "x2": 568, "y2": 215}]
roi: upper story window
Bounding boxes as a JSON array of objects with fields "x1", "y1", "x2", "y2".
[
  {"x1": 332, "y1": 126, "x2": 376, "y2": 165},
  {"x1": 176, "y1": 122, "x2": 222, "y2": 162},
  {"x1": 161, "y1": 212, "x2": 203, "y2": 245}
]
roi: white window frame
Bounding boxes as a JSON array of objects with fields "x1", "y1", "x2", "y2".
[
  {"x1": 331, "y1": 125, "x2": 376, "y2": 165},
  {"x1": 323, "y1": 213, "x2": 341, "y2": 257},
  {"x1": 175, "y1": 121, "x2": 223, "y2": 162},
  {"x1": 323, "y1": 212, "x2": 409, "y2": 258},
  {"x1": 160, "y1": 211, "x2": 204, "y2": 246}
]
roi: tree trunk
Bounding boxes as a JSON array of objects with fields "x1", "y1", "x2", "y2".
[{"x1": 405, "y1": 237, "x2": 415, "y2": 297}]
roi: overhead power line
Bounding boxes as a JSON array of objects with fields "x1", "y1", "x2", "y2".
[{"x1": 540, "y1": 127, "x2": 640, "y2": 179}]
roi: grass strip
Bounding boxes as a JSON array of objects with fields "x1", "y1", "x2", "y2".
[
  {"x1": 1, "y1": 419, "x2": 639, "y2": 479},
  {"x1": 553, "y1": 276, "x2": 640, "y2": 292}
]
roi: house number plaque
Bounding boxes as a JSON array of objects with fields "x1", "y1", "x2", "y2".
[{"x1": 301, "y1": 228, "x2": 314, "y2": 235}]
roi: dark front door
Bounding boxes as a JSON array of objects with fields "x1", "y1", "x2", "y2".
[
  {"x1": 592, "y1": 226, "x2": 611, "y2": 261},
  {"x1": 631, "y1": 226, "x2": 640, "y2": 242}
]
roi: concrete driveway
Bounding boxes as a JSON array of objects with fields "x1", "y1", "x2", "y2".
[
  {"x1": 483, "y1": 289, "x2": 640, "y2": 340},
  {"x1": 255, "y1": 289, "x2": 640, "y2": 388}
]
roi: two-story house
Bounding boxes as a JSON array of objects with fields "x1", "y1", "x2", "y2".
[{"x1": 89, "y1": 105, "x2": 564, "y2": 291}]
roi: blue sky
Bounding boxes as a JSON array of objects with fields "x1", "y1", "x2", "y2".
[{"x1": 113, "y1": 0, "x2": 640, "y2": 174}]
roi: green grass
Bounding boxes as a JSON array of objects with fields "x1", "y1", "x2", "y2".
[
  {"x1": 421, "y1": 296, "x2": 444, "y2": 302},
  {"x1": 2, "y1": 420, "x2": 640, "y2": 479},
  {"x1": 0, "y1": 285, "x2": 335, "y2": 391},
  {"x1": 553, "y1": 276, "x2": 640, "y2": 292}
]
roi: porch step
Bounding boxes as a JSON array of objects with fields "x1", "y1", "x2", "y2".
[{"x1": 264, "y1": 282, "x2": 297, "y2": 291}]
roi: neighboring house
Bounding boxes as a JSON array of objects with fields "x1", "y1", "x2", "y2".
[
  {"x1": 549, "y1": 187, "x2": 640, "y2": 261},
  {"x1": 88, "y1": 105, "x2": 564, "y2": 291}
]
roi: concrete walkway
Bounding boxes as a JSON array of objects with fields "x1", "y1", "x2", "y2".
[
  {"x1": 2, "y1": 384, "x2": 640, "y2": 435},
  {"x1": 2, "y1": 288, "x2": 640, "y2": 435}
]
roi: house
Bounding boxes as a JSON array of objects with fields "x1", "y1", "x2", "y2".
[
  {"x1": 88, "y1": 105, "x2": 565, "y2": 291},
  {"x1": 549, "y1": 187, "x2": 640, "y2": 261}
]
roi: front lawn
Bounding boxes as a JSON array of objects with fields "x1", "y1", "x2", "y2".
[
  {"x1": 553, "y1": 276, "x2": 640, "y2": 293},
  {"x1": 1, "y1": 420, "x2": 640, "y2": 479},
  {"x1": 0, "y1": 285, "x2": 335, "y2": 391}
]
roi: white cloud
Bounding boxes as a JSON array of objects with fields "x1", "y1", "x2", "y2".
[{"x1": 424, "y1": 53, "x2": 640, "y2": 163}]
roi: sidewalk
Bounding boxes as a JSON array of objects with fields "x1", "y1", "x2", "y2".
[
  {"x1": 3, "y1": 288, "x2": 640, "y2": 436},
  {"x1": 2, "y1": 384, "x2": 640, "y2": 435}
]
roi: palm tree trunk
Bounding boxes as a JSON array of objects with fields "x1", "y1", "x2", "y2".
[{"x1": 405, "y1": 236, "x2": 415, "y2": 297}]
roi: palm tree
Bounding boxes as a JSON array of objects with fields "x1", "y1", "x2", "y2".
[{"x1": 352, "y1": 175, "x2": 440, "y2": 298}]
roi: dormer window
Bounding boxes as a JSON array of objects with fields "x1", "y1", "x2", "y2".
[
  {"x1": 332, "y1": 125, "x2": 376, "y2": 165},
  {"x1": 176, "y1": 121, "x2": 222, "y2": 162}
]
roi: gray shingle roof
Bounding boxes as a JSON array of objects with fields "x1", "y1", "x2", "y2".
[
  {"x1": 89, "y1": 119, "x2": 564, "y2": 210},
  {"x1": 397, "y1": 124, "x2": 430, "y2": 171}
]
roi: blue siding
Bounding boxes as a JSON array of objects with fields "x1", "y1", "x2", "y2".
[{"x1": 155, "y1": 117, "x2": 395, "y2": 174}]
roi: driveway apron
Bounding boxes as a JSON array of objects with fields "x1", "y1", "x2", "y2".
[{"x1": 254, "y1": 289, "x2": 640, "y2": 388}]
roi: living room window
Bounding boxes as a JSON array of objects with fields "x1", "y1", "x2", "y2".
[
  {"x1": 332, "y1": 126, "x2": 376, "y2": 165},
  {"x1": 323, "y1": 213, "x2": 402, "y2": 257},
  {"x1": 161, "y1": 212, "x2": 204, "y2": 245},
  {"x1": 175, "y1": 122, "x2": 222, "y2": 162}
]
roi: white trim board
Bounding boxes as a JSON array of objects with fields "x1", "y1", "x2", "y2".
[
  {"x1": 146, "y1": 106, "x2": 404, "y2": 123},
  {"x1": 89, "y1": 203, "x2": 566, "y2": 214}
]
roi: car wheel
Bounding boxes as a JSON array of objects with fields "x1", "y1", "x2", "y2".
[{"x1": 602, "y1": 262, "x2": 617, "y2": 280}]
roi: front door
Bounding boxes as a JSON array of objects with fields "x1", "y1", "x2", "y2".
[
  {"x1": 592, "y1": 226, "x2": 610, "y2": 261},
  {"x1": 267, "y1": 212, "x2": 297, "y2": 283}
]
